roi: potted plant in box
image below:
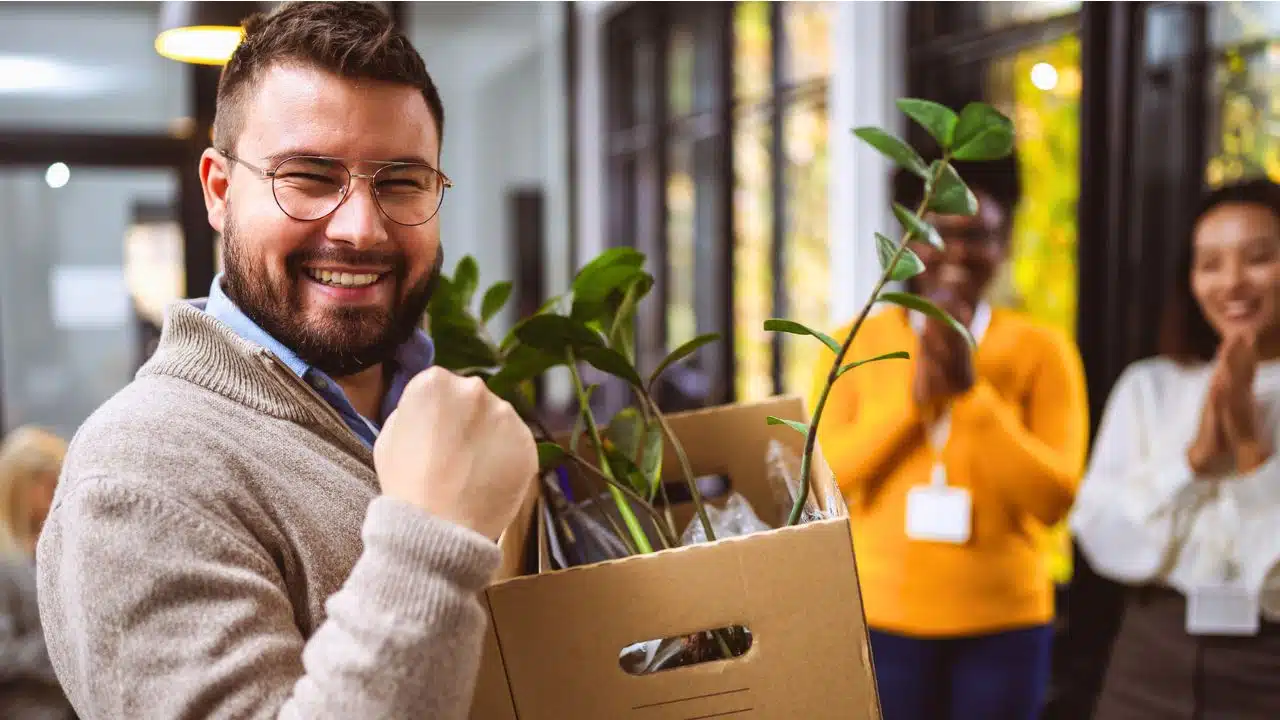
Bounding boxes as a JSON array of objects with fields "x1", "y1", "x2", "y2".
[{"x1": 426, "y1": 97, "x2": 1013, "y2": 666}]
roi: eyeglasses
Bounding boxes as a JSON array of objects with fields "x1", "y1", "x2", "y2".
[{"x1": 218, "y1": 150, "x2": 452, "y2": 227}]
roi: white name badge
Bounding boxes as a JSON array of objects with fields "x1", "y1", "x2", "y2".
[
  {"x1": 1186, "y1": 585, "x2": 1261, "y2": 636},
  {"x1": 905, "y1": 484, "x2": 972, "y2": 544}
]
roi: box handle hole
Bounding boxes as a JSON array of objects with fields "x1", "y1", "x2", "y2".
[{"x1": 618, "y1": 625, "x2": 752, "y2": 675}]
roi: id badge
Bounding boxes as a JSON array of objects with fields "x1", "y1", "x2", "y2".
[
  {"x1": 1186, "y1": 585, "x2": 1261, "y2": 636},
  {"x1": 905, "y1": 482, "x2": 972, "y2": 544}
]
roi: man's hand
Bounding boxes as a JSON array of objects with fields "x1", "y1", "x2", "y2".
[
  {"x1": 913, "y1": 293, "x2": 976, "y2": 408},
  {"x1": 374, "y1": 367, "x2": 537, "y2": 541}
]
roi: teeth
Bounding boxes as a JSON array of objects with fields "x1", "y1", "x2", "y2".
[{"x1": 306, "y1": 269, "x2": 381, "y2": 288}]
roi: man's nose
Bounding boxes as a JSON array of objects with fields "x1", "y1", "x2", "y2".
[{"x1": 326, "y1": 177, "x2": 389, "y2": 249}]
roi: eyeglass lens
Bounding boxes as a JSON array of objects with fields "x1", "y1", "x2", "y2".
[{"x1": 271, "y1": 157, "x2": 446, "y2": 226}]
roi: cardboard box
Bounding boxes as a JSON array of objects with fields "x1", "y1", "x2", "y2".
[{"x1": 470, "y1": 396, "x2": 882, "y2": 720}]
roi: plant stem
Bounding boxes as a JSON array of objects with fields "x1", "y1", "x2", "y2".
[
  {"x1": 635, "y1": 394, "x2": 679, "y2": 541},
  {"x1": 787, "y1": 159, "x2": 949, "y2": 526},
  {"x1": 564, "y1": 452, "x2": 676, "y2": 549},
  {"x1": 641, "y1": 391, "x2": 717, "y2": 543},
  {"x1": 568, "y1": 351, "x2": 655, "y2": 554}
]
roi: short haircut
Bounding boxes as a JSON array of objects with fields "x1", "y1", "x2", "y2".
[
  {"x1": 1159, "y1": 177, "x2": 1280, "y2": 362},
  {"x1": 212, "y1": 1, "x2": 444, "y2": 153}
]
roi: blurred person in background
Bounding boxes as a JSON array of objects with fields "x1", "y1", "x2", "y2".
[
  {"x1": 0, "y1": 426, "x2": 74, "y2": 719},
  {"x1": 1073, "y1": 178, "x2": 1280, "y2": 718},
  {"x1": 811, "y1": 153, "x2": 1089, "y2": 720}
]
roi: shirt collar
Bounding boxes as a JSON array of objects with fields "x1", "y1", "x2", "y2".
[{"x1": 201, "y1": 273, "x2": 435, "y2": 383}]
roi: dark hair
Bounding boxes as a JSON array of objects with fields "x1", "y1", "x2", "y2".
[
  {"x1": 1159, "y1": 178, "x2": 1280, "y2": 362},
  {"x1": 212, "y1": 1, "x2": 444, "y2": 152},
  {"x1": 893, "y1": 151, "x2": 1023, "y2": 235}
]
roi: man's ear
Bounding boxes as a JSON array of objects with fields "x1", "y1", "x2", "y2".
[{"x1": 200, "y1": 148, "x2": 230, "y2": 234}]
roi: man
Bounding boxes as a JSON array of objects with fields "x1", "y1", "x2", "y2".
[
  {"x1": 36, "y1": 3, "x2": 537, "y2": 718},
  {"x1": 811, "y1": 154, "x2": 1089, "y2": 720}
]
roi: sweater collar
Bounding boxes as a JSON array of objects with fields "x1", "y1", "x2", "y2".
[{"x1": 138, "y1": 300, "x2": 326, "y2": 425}]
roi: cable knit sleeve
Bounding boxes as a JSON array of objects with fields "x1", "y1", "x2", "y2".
[
  {"x1": 1070, "y1": 361, "x2": 1205, "y2": 585},
  {"x1": 37, "y1": 477, "x2": 500, "y2": 720}
]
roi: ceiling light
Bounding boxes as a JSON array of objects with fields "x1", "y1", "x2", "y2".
[
  {"x1": 46, "y1": 163, "x2": 70, "y2": 189},
  {"x1": 155, "y1": 2, "x2": 261, "y2": 66}
]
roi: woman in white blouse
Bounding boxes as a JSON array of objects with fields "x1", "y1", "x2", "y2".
[{"x1": 1072, "y1": 178, "x2": 1280, "y2": 718}]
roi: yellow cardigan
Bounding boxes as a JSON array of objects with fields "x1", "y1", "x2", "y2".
[{"x1": 811, "y1": 306, "x2": 1089, "y2": 637}]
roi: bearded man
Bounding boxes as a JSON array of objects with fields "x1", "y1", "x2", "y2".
[{"x1": 35, "y1": 3, "x2": 536, "y2": 718}]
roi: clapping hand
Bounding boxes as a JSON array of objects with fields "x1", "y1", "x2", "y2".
[{"x1": 1188, "y1": 331, "x2": 1270, "y2": 475}]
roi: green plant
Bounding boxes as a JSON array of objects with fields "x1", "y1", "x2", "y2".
[
  {"x1": 425, "y1": 249, "x2": 722, "y2": 556},
  {"x1": 425, "y1": 97, "x2": 1014, "y2": 547},
  {"x1": 765, "y1": 99, "x2": 1015, "y2": 526}
]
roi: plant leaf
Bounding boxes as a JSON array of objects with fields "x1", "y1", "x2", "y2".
[
  {"x1": 571, "y1": 247, "x2": 646, "y2": 305},
  {"x1": 766, "y1": 415, "x2": 810, "y2": 436},
  {"x1": 454, "y1": 256, "x2": 480, "y2": 310},
  {"x1": 603, "y1": 445, "x2": 649, "y2": 498},
  {"x1": 853, "y1": 127, "x2": 928, "y2": 178},
  {"x1": 951, "y1": 102, "x2": 1015, "y2": 161},
  {"x1": 640, "y1": 422, "x2": 663, "y2": 500},
  {"x1": 480, "y1": 282, "x2": 513, "y2": 324},
  {"x1": 604, "y1": 407, "x2": 645, "y2": 464},
  {"x1": 878, "y1": 292, "x2": 975, "y2": 347},
  {"x1": 608, "y1": 274, "x2": 653, "y2": 360},
  {"x1": 576, "y1": 345, "x2": 644, "y2": 387},
  {"x1": 486, "y1": 343, "x2": 561, "y2": 398},
  {"x1": 875, "y1": 233, "x2": 925, "y2": 282},
  {"x1": 892, "y1": 203, "x2": 943, "y2": 249},
  {"x1": 837, "y1": 351, "x2": 911, "y2": 378},
  {"x1": 927, "y1": 161, "x2": 979, "y2": 216},
  {"x1": 896, "y1": 98, "x2": 959, "y2": 149},
  {"x1": 514, "y1": 314, "x2": 604, "y2": 353},
  {"x1": 763, "y1": 319, "x2": 840, "y2": 355},
  {"x1": 537, "y1": 441, "x2": 566, "y2": 470},
  {"x1": 647, "y1": 333, "x2": 721, "y2": 389}
]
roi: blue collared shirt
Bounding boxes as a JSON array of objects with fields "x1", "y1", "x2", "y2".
[{"x1": 202, "y1": 274, "x2": 435, "y2": 447}]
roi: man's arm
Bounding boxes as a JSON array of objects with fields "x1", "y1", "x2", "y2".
[{"x1": 37, "y1": 475, "x2": 500, "y2": 720}]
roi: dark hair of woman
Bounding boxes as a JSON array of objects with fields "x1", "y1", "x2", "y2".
[{"x1": 1159, "y1": 178, "x2": 1280, "y2": 363}]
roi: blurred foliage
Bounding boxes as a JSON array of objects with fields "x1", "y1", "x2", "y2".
[
  {"x1": 1205, "y1": 2, "x2": 1280, "y2": 187},
  {"x1": 987, "y1": 33, "x2": 1082, "y2": 342}
]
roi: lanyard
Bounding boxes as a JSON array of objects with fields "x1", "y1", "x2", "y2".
[{"x1": 911, "y1": 302, "x2": 991, "y2": 486}]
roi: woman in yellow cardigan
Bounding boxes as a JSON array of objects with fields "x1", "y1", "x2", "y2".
[{"x1": 812, "y1": 154, "x2": 1089, "y2": 720}]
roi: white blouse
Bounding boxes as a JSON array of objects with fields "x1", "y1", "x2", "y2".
[{"x1": 1071, "y1": 356, "x2": 1280, "y2": 619}]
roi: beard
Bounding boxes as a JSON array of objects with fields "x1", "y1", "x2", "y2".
[{"x1": 220, "y1": 210, "x2": 441, "y2": 378}]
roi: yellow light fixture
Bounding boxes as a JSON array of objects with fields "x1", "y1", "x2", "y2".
[{"x1": 155, "y1": 2, "x2": 259, "y2": 66}]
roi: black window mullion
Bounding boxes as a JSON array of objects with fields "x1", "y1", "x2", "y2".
[{"x1": 768, "y1": 1, "x2": 786, "y2": 396}]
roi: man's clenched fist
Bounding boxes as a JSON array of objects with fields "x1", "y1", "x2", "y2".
[{"x1": 374, "y1": 367, "x2": 537, "y2": 541}]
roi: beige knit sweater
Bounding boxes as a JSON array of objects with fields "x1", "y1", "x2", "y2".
[{"x1": 36, "y1": 300, "x2": 501, "y2": 719}]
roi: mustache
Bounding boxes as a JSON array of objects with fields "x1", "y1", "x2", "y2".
[{"x1": 285, "y1": 246, "x2": 407, "y2": 277}]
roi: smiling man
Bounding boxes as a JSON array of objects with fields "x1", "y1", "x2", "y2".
[{"x1": 35, "y1": 3, "x2": 536, "y2": 718}]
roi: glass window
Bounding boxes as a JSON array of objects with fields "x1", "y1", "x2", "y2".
[
  {"x1": 733, "y1": 104, "x2": 774, "y2": 402},
  {"x1": 0, "y1": 2, "x2": 191, "y2": 134},
  {"x1": 0, "y1": 167, "x2": 182, "y2": 438},
  {"x1": 933, "y1": 1, "x2": 1081, "y2": 36},
  {"x1": 985, "y1": 33, "x2": 1082, "y2": 340},
  {"x1": 732, "y1": 3, "x2": 775, "y2": 402},
  {"x1": 781, "y1": 3, "x2": 832, "y2": 399},
  {"x1": 1205, "y1": 1, "x2": 1280, "y2": 187}
]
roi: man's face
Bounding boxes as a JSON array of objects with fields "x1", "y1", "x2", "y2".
[{"x1": 201, "y1": 63, "x2": 442, "y2": 377}]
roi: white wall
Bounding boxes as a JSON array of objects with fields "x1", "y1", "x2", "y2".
[
  {"x1": 408, "y1": 1, "x2": 570, "y2": 334},
  {"x1": 828, "y1": 1, "x2": 907, "y2": 325},
  {"x1": 408, "y1": 1, "x2": 572, "y2": 404}
]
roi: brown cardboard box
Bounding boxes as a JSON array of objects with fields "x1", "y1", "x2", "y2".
[{"x1": 470, "y1": 396, "x2": 881, "y2": 720}]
